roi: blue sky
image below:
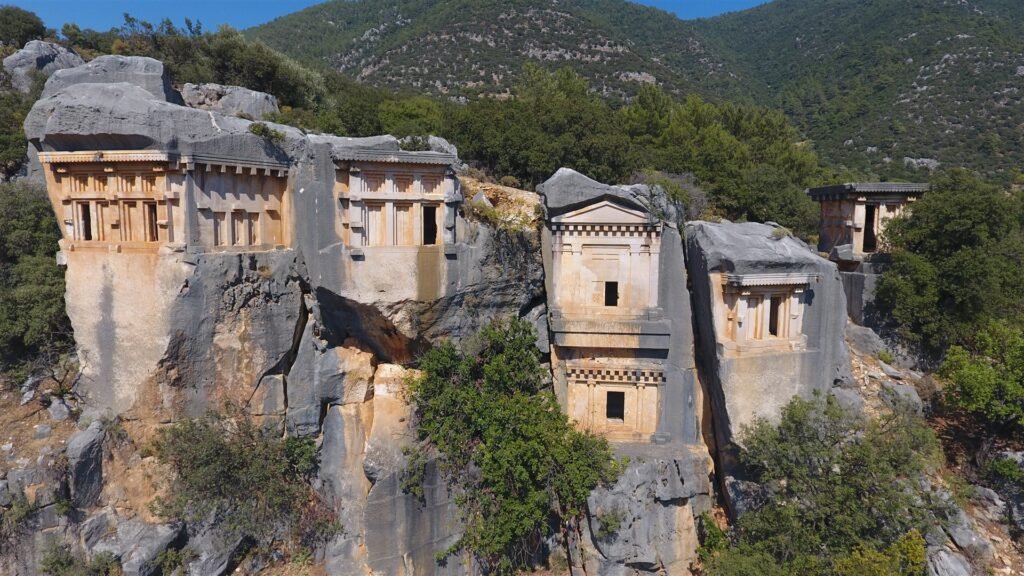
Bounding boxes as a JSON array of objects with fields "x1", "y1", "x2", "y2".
[{"x1": 14, "y1": 0, "x2": 769, "y2": 32}]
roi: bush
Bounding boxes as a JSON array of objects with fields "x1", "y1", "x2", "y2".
[
  {"x1": 247, "y1": 122, "x2": 286, "y2": 143},
  {"x1": 703, "y1": 394, "x2": 943, "y2": 575},
  {"x1": 940, "y1": 321, "x2": 1024, "y2": 432},
  {"x1": 407, "y1": 318, "x2": 621, "y2": 574},
  {"x1": 39, "y1": 541, "x2": 120, "y2": 576},
  {"x1": 153, "y1": 404, "x2": 335, "y2": 549}
]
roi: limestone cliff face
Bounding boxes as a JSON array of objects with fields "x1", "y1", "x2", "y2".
[
  {"x1": 17, "y1": 57, "x2": 545, "y2": 575},
  {"x1": 10, "y1": 55, "x2": 861, "y2": 576}
]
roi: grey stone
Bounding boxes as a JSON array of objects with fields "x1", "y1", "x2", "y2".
[
  {"x1": 33, "y1": 424, "x2": 51, "y2": 439},
  {"x1": 184, "y1": 523, "x2": 246, "y2": 576},
  {"x1": 0, "y1": 480, "x2": 9, "y2": 507},
  {"x1": 880, "y1": 361, "x2": 904, "y2": 380},
  {"x1": 92, "y1": 519, "x2": 183, "y2": 576},
  {"x1": 829, "y1": 387, "x2": 864, "y2": 417},
  {"x1": 927, "y1": 546, "x2": 972, "y2": 576},
  {"x1": 47, "y1": 398, "x2": 70, "y2": 422},
  {"x1": 471, "y1": 190, "x2": 493, "y2": 208},
  {"x1": 41, "y1": 55, "x2": 183, "y2": 103},
  {"x1": 427, "y1": 135, "x2": 458, "y2": 157},
  {"x1": 2, "y1": 40, "x2": 84, "y2": 93},
  {"x1": 539, "y1": 167, "x2": 683, "y2": 225},
  {"x1": 846, "y1": 323, "x2": 887, "y2": 357},
  {"x1": 880, "y1": 381, "x2": 923, "y2": 414},
  {"x1": 582, "y1": 452, "x2": 712, "y2": 575},
  {"x1": 66, "y1": 421, "x2": 104, "y2": 508},
  {"x1": 181, "y1": 82, "x2": 279, "y2": 119},
  {"x1": 944, "y1": 507, "x2": 995, "y2": 559},
  {"x1": 81, "y1": 509, "x2": 113, "y2": 549},
  {"x1": 971, "y1": 486, "x2": 1005, "y2": 522},
  {"x1": 19, "y1": 389, "x2": 34, "y2": 406}
]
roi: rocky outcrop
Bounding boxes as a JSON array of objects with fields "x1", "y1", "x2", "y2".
[
  {"x1": 181, "y1": 82, "x2": 279, "y2": 119},
  {"x1": 40, "y1": 55, "x2": 184, "y2": 103},
  {"x1": 2, "y1": 40, "x2": 84, "y2": 93},
  {"x1": 65, "y1": 421, "x2": 104, "y2": 508},
  {"x1": 579, "y1": 449, "x2": 714, "y2": 575},
  {"x1": 686, "y1": 221, "x2": 851, "y2": 513}
]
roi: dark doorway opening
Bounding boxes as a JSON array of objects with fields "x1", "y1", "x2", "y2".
[
  {"x1": 606, "y1": 391, "x2": 625, "y2": 421},
  {"x1": 145, "y1": 202, "x2": 159, "y2": 242},
  {"x1": 604, "y1": 281, "x2": 619, "y2": 307},
  {"x1": 863, "y1": 204, "x2": 878, "y2": 253},
  {"x1": 80, "y1": 203, "x2": 92, "y2": 241},
  {"x1": 769, "y1": 296, "x2": 783, "y2": 337},
  {"x1": 422, "y1": 205, "x2": 438, "y2": 245}
]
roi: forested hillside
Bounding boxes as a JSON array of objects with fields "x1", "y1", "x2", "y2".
[{"x1": 250, "y1": 0, "x2": 1024, "y2": 182}]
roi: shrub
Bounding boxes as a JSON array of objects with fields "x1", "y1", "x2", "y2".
[
  {"x1": 940, "y1": 321, "x2": 1024, "y2": 432},
  {"x1": 407, "y1": 318, "x2": 621, "y2": 574},
  {"x1": 153, "y1": 404, "x2": 336, "y2": 549},
  {"x1": 247, "y1": 122, "x2": 286, "y2": 144},
  {"x1": 39, "y1": 541, "x2": 120, "y2": 576},
  {"x1": 703, "y1": 394, "x2": 943, "y2": 575},
  {"x1": 878, "y1": 350, "x2": 895, "y2": 365}
]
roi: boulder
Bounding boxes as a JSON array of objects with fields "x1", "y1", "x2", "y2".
[
  {"x1": 845, "y1": 323, "x2": 887, "y2": 357},
  {"x1": 184, "y1": 523, "x2": 246, "y2": 576},
  {"x1": 66, "y1": 421, "x2": 104, "y2": 508},
  {"x1": 2, "y1": 40, "x2": 84, "y2": 93},
  {"x1": 181, "y1": 82, "x2": 279, "y2": 119},
  {"x1": 0, "y1": 480, "x2": 9, "y2": 507},
  {"x1": 944, "y1": 507, "x2": 995, "y2": 559},
  {"x1": 581, "y1": 450, "x2": 713, "y2": 575},
  {"x1": 927, "y1": 546, "x2": 972, "y2": 576},
  {"x1": 880, "y1": 381, "x2": 923, "y2": 414},
  {"x1": 539, "y1": 166, "x2": 683, "y2": 225},
  {"x1": 92, "y1": 518, "x2": 184, "y2": 576},
  {"x1": 41, "y1": 55, "x2": 183, "y2": 103},
  {"x1": 829, "y1": 387, "x2": 864, "y2": 417}
]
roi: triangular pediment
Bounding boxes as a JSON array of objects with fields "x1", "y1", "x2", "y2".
[{"x1": 552, "y1": 199, "x2": 650, "y2": 225}]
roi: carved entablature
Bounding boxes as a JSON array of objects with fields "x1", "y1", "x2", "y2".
[
  {"x1": 565, "y1": 366, "x2": 664, "y2": 442},
  {"x1": 550, "y1": 200, "x2": 662, "y2": 320},
  {"x1": 39, "y1": 150, "x2": 293, "y2": 253},
  {"x1": 40, "y1": 151, "x2": 186, "y2": 253},
  {"x1": 713, "y1": 272, "x2": 819, "y2": 355},
  {"x1": 333, "y1": 150, "x2": 458, "y2": 252}
]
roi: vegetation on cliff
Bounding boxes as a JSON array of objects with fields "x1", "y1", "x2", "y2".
[
  {"x1": 405, "y1": 318, "x2": 622, "y2": 574},
  {"x1": 153, "y1": 406, "x2": 338, "y2": 555},
  {"x1": 0, "y1": 182, "x2": 71, "y2": 379},
  {"x1": 701, "y1": 394, "x2": 942, "y2": 576}
]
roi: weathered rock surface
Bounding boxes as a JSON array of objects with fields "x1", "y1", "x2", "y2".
[
  {"x1": 686, "y1": 221, "x2": 851, "y2": 445},
  {"x1": 181, "y1": 82, "x2": 279, "y2": 119},
  {"x1": 927, "y1": 546, "x2": 972, "y2": 576},
  {"x1": 40, "y1": 55, "x2": 183, "y2": 103},
  {"x1": 66, "y1": 421, "x2": 104, "y2": 508},
  {"x1": 91, "y1": 519, "x2": 183, "y2": 576},
  {"x1": 2, "y1": 40, "x2": 84, "y2": 93},
  {"x1": 580, "y1": 449, "x2": 714, "y2": 575}
]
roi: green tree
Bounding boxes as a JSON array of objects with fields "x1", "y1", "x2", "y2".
[
  {"x1": 406, "y1": 318, "x2": 620, "y2": 574},
  {"x1": 940, "y1": 321, "x2": 1024, "y2": 432},
  {"x1": 0, "y1": 183, "x2": 70, "y2": 373},
  {"x1": 154, "y1": 405, "x2": 336, "y2": 550},
  {"x1": 703, "y1": 394, "x2": 943, "y2": 575},
  {"x1": 876, "y1": 169, "x2": 1024, "y2": 351},
  {"x1": 379, "y1": 96, "x2": 442, "y2": 138},
  {"x1": 0, "y1": 6, "x2": 45, "y2": 47}
]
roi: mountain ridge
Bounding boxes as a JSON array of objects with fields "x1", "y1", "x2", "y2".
[{"x1": 248, "y1": 0, "x2": 1024, "y2": 180}]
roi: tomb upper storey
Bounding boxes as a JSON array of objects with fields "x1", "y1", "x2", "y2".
[
  {"x1": 38, "y1": 150, "x2": 291, "y2": 253},
  {"x1": 808, "y1": 182, "x2": 928, "y2": 261}
]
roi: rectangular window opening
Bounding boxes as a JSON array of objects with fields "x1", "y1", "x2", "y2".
[
  {"x1": 604, "y1": 281, "x2": 619, "y2": 307},
  {"x1": 769, "y1": 296, "x2": 783, "y2": 337},
  {"x1": 423, "y1": 205, "x2": 438, "y2": 245},
  {"x1": 606, "y1": 391, "x2": 625, "y2": 422},
  {"x1": 79, "y1": 202, "x2": 92, "y2": 241},
  {"x1": 145, "y1": 202, "x2": 158, "y2": 242}
]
